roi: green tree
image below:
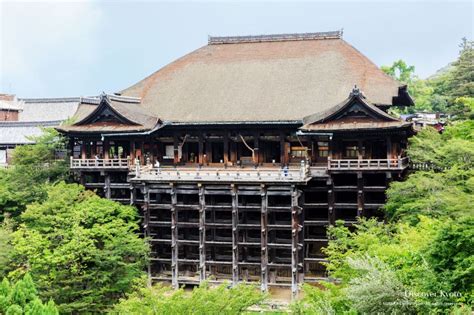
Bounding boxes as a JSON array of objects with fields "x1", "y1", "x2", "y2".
[
  {"x1": 345, "y1": 256, "x2": 416, "y2": 314},
  {"x1": 0, "y1": 218, "x2": 14, "y2": 277},
  {"x1": 0, "y1": 273, "x2": 58, "y2": 315},
  {"x1": 10, "y1": 182, "x2": 149, "y2": 313},
  {"x1": 112, "y1": 282, "x2": 265, "y2": 315},
  {"x1": 0, "y1": 128, "x2": 69, "y2": 221},
  {"x1": 385, "y1": 121, "x2": 474, "y2": 223},
  {"x1": 447, "y1": 38, "x2": 474, "y2": 98}
]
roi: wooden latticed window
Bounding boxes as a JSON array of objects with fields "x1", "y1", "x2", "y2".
[
  {"x1": 344, "y1": 142, "x2": 358, "y2": 158},
  {"x1": 317, "y1": 141, "x2": 329, "y2": 157}
]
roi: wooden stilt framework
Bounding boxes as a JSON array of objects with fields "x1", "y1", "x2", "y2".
[
  {"x1": 231, "y1": 184, "x2": 239, "y2": 286},
  {"x1": 327, "y1": 178, "x2": 335, "y2": 225},
  {"x1": 291, "y1": 185, "x2": 302, "y2": 298},
  {"x1": 198, "y1": 184, "x2": 206, "y2": 281},
  {"x1": 143, "y1": 186, "x2": 152, "y2": 287},
  {"x1": 170, "y1": 184, "x2": 179, "y2": 289},
  {"x1": 260, "y1": 185, "x2": 268, "y2": 292},
  {"x1": 104, "y1": 173, "x2": 111, "y2": 199},
  {"x1": 357, "y1": 172, "x2": 364, "y2": 217}
]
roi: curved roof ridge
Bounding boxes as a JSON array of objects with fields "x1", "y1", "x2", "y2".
[{"x1": 209, "y1": 30, "x2": 343, "y2": 44}]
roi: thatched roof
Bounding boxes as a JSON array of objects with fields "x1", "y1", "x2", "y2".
[{"x1": 121, "y1": 31, "x2": 406, "y2": 123}]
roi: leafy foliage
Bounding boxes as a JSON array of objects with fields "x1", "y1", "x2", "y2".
[
  {"x1": 112, "y1": 282, "x2": 266, "y2": 314},
  {"x1": 0, "y1": 218, "x2": 14, "y2": 278},
  {"x1": 9, "y1": 182, "x2": 149, "y2": 313},
  {"x1": 385, "y1": 121, "x2": 474, "y2": 223},
  {"x1": 345, "y1": 256, "x2": 416, "y2": 314},
  {"x1": 0, "y1": 273, "x2": 58, "y2": 314},
  {"x1": 383, "y1": 39, "x2": 474, "y2": 116},
  {"x1": 321, "y1": 217, "x2": 472, "y2": 313},
  {"x1": 0, "y1": 128, "x2": 69, "y2": 221},
  {"x1": 291, "y1": 282, "x2": 355, "y2": 315}
]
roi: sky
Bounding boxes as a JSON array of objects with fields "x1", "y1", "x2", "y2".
[{"x1": 0, "y1": 0, "x2": 472, "y2": 98}]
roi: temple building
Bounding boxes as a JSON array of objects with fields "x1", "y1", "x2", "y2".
[
  {"x1": 57, "y1": 30, "x2": 414, "y2": 296},
  {"x1": 0, "y1": 95, "x2": 79, "y2": 166}
]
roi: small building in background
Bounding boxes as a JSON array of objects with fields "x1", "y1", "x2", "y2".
[{"x1": 0, "y1": 95, "x2": 80, "y2": 166}]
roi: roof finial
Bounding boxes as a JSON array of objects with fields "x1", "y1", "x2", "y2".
[
  {"x1": 350, "y1": 85, "x2": 360, "y2": 97},
  {"x1": 100, "y1": 91, "x2": 109, "y2": 103}
]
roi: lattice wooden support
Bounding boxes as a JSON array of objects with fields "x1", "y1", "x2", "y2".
[
  {"x1": 170, "y1": 184, "x2": 178, "y2": 289},
  {"x1": 231, "y1": 184, "x2": 239, "y2": 286},
  {"x1": 260, "y1": 185, "x2": 268, "y2": 292},
  {"x1": 198, "y1": 184, "x2": 206, "y2": 281}
]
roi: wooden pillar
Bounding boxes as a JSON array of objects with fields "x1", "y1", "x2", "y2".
[
  {"x1": 291, "y1": 185, "x2": 302, "y2": 299},
  {"x1": 104, "y1": 173, "x2": 111, "y2": 199},
  {"x1": 280, "y1": 131, "x2": 286, "y2": 165},
  {"x1": 81, "y1": 141, "x2": 87, "y2": 159},
  {"x1": 151, "y1": 139, "x2": 158, "y2": 165},
  {"x1": 230, "y1": 136, "x2": 237, "y2": 164},
  {"x1": 328, "y1": 177, "x2": 335, "y2": 224},
  {"x1": 130, "y1": 141, "x2": 136, "y2": 162},
  {"x1": 173, "y1": 134, "x2": 180, "y2": 165},
  {"x1": 104, "y1": 140, "x2": 110, "y2": 159},
  {"x1": 223, "y1": 132, "x2": 229, "y2": 165},
  {"x1": 254, "y1": 133, "x2": 260, "y2": 166},
  {"x1": 170, "y1": 184, "x2": 178, "y2": 289},
  {"x1": 260, "y1": 185, "x2": 268, "y2": 292},
  {"x1": 357, "y1": 139, "x2": 364, "y2": 160},
  {"x1": 357, "y1": 172, "x2": 364, "y2": 217},
  {"x1": 143, "y1": 186, "x2": 151, "y2": 286},
  {"x1": 130, "y1": 186, "x2": 136, "y2": 206},
  {"x1": 198, "y1": 184, "x2": 206, "y2": 281},
  {"x1": 231, "y1": 184, "x2": 239, "y2": 286},
  {"x1": 386, "y1": 136, "x2": 392, "y2": 159},
  {"x1": 206, "y1": 138, "x2": 212, "y2": 165},
  {"x1": 198, "y1": 134, "x2": 204, "y2": 166}
]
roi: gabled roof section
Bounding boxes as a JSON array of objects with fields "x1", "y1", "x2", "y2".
[
  {"x1": 300, "y1": 87, "x2": 412, "y2": 132},
  {"x1": 57, "y1": 93, "x2": 160, "y2": 134}
]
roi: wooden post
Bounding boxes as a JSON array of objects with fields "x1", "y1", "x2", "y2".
[
  {"x1": 357, "y1": 172, "x2": 364, "y2": 217},
  {"x1": 104, "y1": 173, "x2": 111, "y2": 199},
  {"x1": 358, "y1": 139, "x2": 364, "y2": 160},
  {"x1": 130, "y1": 141, "x2": 136, "y2": 162},
  {"x1": 328, "y1": 177, "x2": 335, "y2": 225},
  {"x1": 206, "y1": 138, "x2": 212, "y2": 165},
  {"x1": 198, "y1": 184, "x2": 206, "y2": 281},
  {"x1": 230, "y1": 136, "x2": 237, "y2": 164},
  {"x1": 386, "y1": 136, "x2": 392, "y2": 160},
  {"x1": 170, "y1": 184, "x2": 178, "y2": 289},
  {"x1": 260, "y1": 185, "x2": 268, "y2": 292},
  {"x1": 254, "y1": 133, "x2": 260, "y2": 166},
  {"x1": 291, "y1": 186, "x2": 302, "y2": 299},
  {"x1": 81, "y1": 141, "x2": 87, "y2": 159},
  {"x1": 143, "y1": 186, "x2": 151, "y2": 286},
  {"x1": 280, "y1": 131, "x2": 286, "y2": 165},
  {"x1": 231, "y1": 185, "x2": 239, "y2": 286},
  {"x1": 173, "y1": 134, "x2": 180, "y2": 165},
  {"x1": 104, "y1": 140, "x2": 110, "y2": 159},
  {"x1": 223, "y1": 132, "x2": 229, "y2": 165},
  {"x1": 198, "y1": 133, "x2": 204, "y2": 166}
]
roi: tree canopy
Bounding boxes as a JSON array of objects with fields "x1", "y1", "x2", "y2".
[{"x1": 9, "y1": 182, "x2": 149, "y2": 313}]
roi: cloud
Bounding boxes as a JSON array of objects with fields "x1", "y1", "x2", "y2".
[{"x1": 0, "y1": 0, "x2": 102, "y2": 95}]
